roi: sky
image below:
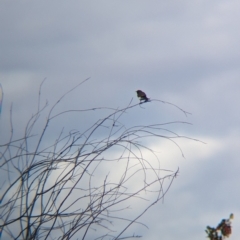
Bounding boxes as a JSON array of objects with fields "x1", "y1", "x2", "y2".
[{"x1": 0, "y1": 0, "x2": 240, "y2": 239}]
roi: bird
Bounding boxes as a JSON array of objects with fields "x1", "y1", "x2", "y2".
[{"x1": 136, "y1": 90, "x2": 149, "y2": 102}]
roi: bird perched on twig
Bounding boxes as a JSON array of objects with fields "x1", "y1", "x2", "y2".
[{"x1": 136, "y1": 90, "x2": 149, "y2": 102}]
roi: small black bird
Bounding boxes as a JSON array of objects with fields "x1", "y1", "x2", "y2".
[{"x1": 136, "y1": 90, "x2": 149, "y2": 102}]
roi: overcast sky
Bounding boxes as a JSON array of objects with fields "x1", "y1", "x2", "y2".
[{"x1": 0, "y1": 1, "x2": 240, "y2": 239}]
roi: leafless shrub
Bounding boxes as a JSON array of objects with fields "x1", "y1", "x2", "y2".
[{"x1": 0, "y1": 79, "x2": 196, "y2": 240}]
